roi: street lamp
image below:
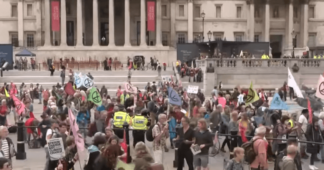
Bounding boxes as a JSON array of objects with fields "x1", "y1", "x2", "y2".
[
  {"x1": 291, "y1": 30, "x2": 297, "y2": 58},
  {"x1": 201, "y1": 11, "x2": 205, "y2": 41},
  {"x1": 207, "y1": 31, "x2": 212, "y2": 41}
]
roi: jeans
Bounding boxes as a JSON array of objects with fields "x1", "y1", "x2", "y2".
[
  {"x1": 221, "y1": 138, "x2": 231, "y2": 151},
  {"x1": 0, "y1": 116, "x2": 6, "y2": 126},
  {"x1": 310, "y1": 153, "x2": 317, "y2": 165},
  {"x1": 39, "y1": 92, "x2": 42, "y2": 104},
  {"x1": 61, "y1": 78, "x2": 65, "y2": 86}
]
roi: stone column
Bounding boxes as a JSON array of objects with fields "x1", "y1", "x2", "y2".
[
  {"x1": 287, "y1": 0, "x2": 294, "y2": 48},
  {"x1": 264, "y1": 0, "x2": 270, "y2": 42},
  {"x1": 35, "y1": 0, "x2": 42, "y2": 46},
  {"x1": 92, "y1": 0, "x2": 99, "y2": 46},
  {"x1": 109, "y1": 0, "x2": 115, "y2": 46},
  {"x1": 187, "y1": 0, "x2": 193, "y2": 43},
  {"x1": 124, "y1": 0, "x2": 130, "y2": 46},
  {"x1": 250, "y1": 0, "x2": 255, "y2": 41},
  {"x1": 140, "y1": 0, "x2": 146, "y2": 46},
  {"x1": 170, "y1": 0, "x2": 176, "y2": 47},
  {"x1": 60, "y1": 0, "x2": 67, "y2": 46},
  {"x1": 44, "y1": 0, "x2": 51, "y2": 46},
  {"x1": 17, "y1": 0, "x2": 24, "y2": 47},
  {"x1": 302, "y1": 2, "x2": 309, "y2": 47},
  {"x1": 76, "y1": 0, "x2": 83, "y2": 46},
  {"x1": 156, "y1": 0, "x2": 162, "y2": 46}
]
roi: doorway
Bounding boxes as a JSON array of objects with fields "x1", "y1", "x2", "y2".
[
  {"x1": 100, "y1": 22, "x2": 108, "y2": 45},
  {"x1": 270, "y1": 35, "x2": 283, "y2": 58},
  {"x1": 67, "y1": 21, "x2": 74, "y2": 46}
]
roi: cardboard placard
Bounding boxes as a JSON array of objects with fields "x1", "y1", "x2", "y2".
[
  {"x1": 187, "y1": 85, "x2": 199, "y2": 94},
  {"x1": 48, "y1": 137, "x2": 65, "y2": 161}
]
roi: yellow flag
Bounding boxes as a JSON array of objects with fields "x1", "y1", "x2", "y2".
[
  {"x1": 73, "y1": 85, "x2": 76, "y2": 90},
  {"x1": 245, "y1": 82, "x2": 259, "y2": 105},
  {"x1": 4, "y1": 89, "x2": 9, "y2": 98}
]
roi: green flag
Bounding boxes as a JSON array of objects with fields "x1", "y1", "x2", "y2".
[
  {"x1": 54, "y1": 92, "x2": 62, "y2": 105},
  {"x1": 88, "y1": 87, "x2": 102, "y2": 106},
  {"x1": 245, "y1": 82, "x2": 260, "y2": 105}
]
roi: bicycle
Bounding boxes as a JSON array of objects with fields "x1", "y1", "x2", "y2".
[{"x1": 209, "y1": 130, "x2": 221, "y2": 157}]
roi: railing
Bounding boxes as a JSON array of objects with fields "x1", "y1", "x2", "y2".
[{"x1": 199, "y1": 58, "x2": 324, "y2": 68}]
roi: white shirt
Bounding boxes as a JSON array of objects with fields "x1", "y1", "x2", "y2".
[
  {"x1": 45, "y1": 128, "x2": 58, "y2": 146},
  {"x1": 1, "y1": 139, "x2": 9, "y2": 159},
  {"x1": 298, "y1": 114, "x2": 308, "y2": 133}
]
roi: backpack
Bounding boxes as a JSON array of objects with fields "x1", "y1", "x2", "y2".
[
  {"x1": 274, "y1": 150, "x2": 285, "y2": 170},
  {"x1": 241, "y1": 138, "x2": 260, "y2": 164},
  {"x1": 146, "y1": 125, "x2": 155, "y2": 142}
]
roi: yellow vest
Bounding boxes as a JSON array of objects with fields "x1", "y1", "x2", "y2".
[
  {"x1": 318, "y1": 56, "x2": 322, "y2": 59},
  {"x1": 130, "y1": 115, "x2": 148, "y2": 130},
  {"x1": 288, "y1": 119, "x2": 294, "y2": 128},
  {"x1": 176, "y1": 62, "x2": 179, "y2": 66},
  {"x1": 120, "y1": 94, "x2": 129, "y2": 105},
  {"x1": 314, "y1": 56, "x2": 317, "y2": 59},
  {"x1": 113, "y1": 111, "x2": 130, "y2": 128}
]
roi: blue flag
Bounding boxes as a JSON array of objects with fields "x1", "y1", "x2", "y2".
[
  {"x1": 74, "y1": 73, "x2": 82, "y2": 88},
  {"x1": 168, "y1": 87, "x2": 182, "y2": 106},
  {"x1": 270, "y1": 93, "x2": 289, "y2": 110}
]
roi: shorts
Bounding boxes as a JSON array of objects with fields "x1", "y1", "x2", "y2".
[{"x1": 193, "y1": 154, "x2": 209, "y2": 168}]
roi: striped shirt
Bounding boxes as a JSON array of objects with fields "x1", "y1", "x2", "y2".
[{"x1": 1, "y1": 139, "x2": 9, "y2": 159}]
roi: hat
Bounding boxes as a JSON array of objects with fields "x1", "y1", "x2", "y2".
[{"x1": 96, "y1": 105, "x2": 105, "y2": 112}]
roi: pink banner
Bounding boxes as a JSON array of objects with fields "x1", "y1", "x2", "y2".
[
  {"x1": 68, "y1": 109, "x2": 85, "y2": 151},
  {"x1": 11, "y1": 95, "x2": 25, "y2": 115},
  {"x1": 147, "y1": 1, "x2": 155, "y2": 31},
  {"x1": 124, "y1": 82, "x2": 138, "y2": 94},
  {"x1": 51, "y1": 1, "x2": 60, "y2": 31},
  {"x1": 9, "y1": 83, "x2": 17, "y2": 96}
]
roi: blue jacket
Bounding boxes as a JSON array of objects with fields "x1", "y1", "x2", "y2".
[
  {"x1": 169, "y1": 117, "x2": 177, "y2": 139},
  {"x1": 77, "y1": 110, "x2": 90, "y2": 124}
]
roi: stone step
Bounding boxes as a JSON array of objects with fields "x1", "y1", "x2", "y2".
[{"x1": 218, "y1": 74, "x2": 288, "y2": 80}]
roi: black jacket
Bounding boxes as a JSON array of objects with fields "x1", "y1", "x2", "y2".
[
  {"x1": 305, "y1": 124, "x2": 322, "y2": 154},
  {"x1": 194, "y1": 130, "x2": 213, "y2": 155}
]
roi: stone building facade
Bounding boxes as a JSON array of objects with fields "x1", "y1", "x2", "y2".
[{"x1": 0, "y1": 0, "x2": 322, "y2": 64}]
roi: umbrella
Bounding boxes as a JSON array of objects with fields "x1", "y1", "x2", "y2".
[{"x1": 295, "y1": 97, "x2": 323, "y2": 111}]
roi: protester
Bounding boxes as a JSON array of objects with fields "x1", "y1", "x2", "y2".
[
  {"x1": 306, "y1": 116, "x2": 322, "y2": 170},
  {"x1": 0, "y1": 100, "x2": 9, "y2": 126},
  {"x1": 225, "y1": 147, "x2": 245, "y2": 170},
  {"x1": 84, "y1": 133, "x2": 106, "y2": 170},
  {"x1": 176, "y1": 116, "x2": 194, "y2": 170},
  {"x1": 250, "y1": 126, "x2": 268, "y2": 170},
  {"x1": 133, "y1": 142, "x2": 154, "y2": 170},
  {"x1": 152, "y1": 114, "x2": 169, "y2": 164},
  {"x1": 0, "y1": 157, "x2": 11, "y2": 170},
  {"x1": 192, "y1": 118, "x2": 213, "y2": 170},
  {"x1": 298, "y1": 109, "x2": 309, "y2": 159},
  {"x1": 280, "y1": 144, "x2": 298, "y2": 170},
  {"x1": 0, "y1": 127, "x2": 14, "y2": 164}
]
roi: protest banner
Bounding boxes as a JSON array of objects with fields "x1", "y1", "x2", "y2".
[
  {"x1": 161, "y1": 76, "x2": 172, "y2": 82},
  {"x1": 48, "y1": 138, "x2": 65, "y2": 161},
  {"x1": 187, "y1": 85, "x2": 199, "y2": 94}
]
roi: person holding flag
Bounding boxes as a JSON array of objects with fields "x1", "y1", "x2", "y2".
[{"x1": 0, "y1": 100, "x2": 9, "y2": 126}]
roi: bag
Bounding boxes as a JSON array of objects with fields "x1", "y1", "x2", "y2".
[
  {"x1": 28, "y1": 138, "x2": 41, "y2": 149},
  {"x1": 146, "y1": 124, "x2": 156, "y2": 142},
  {"x1": 241, "y1": 138, "x2": 260, "y2": 164},
  {"x1": 274, "y1": 150, "x2": 285, "y2": 170},
  {"x1": 8, "y1": 126, "x2": 17, "y2": 133}
]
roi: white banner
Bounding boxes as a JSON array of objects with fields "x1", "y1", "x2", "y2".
[
  {"x1": 162, "y1": 76, "x2": 172, "y2": 82},
  {"x1": 316, "y1": 75, "x2": 324, "y2": 99},
  {"x1": 187, "y1": 85, "x2": 199, "y2": 94},
  {"x1": 48, "y1": 137, "x2": 65, "y2": 161}
]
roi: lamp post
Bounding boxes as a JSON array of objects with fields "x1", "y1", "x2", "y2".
[
  {"x1": 201, "y1": 11, "x2": 205, "y2": 41},
  {"x1": 291, "y1": 30, "x2": 297, "y2": 58}
]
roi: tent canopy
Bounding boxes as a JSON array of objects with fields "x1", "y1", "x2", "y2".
[{"x1": 15, "y1": 49, "x2": 36, "y2": 57}]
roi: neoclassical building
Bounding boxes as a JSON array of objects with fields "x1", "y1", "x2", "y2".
[{"x1": 0, "y1": 0, "x2": 323, "y2": 63}]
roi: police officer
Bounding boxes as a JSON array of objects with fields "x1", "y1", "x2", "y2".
[
  {"x1": 113, "y1": 110, "x2": 131, "y2": 139},
  {"x1": 129, "y1": 109, "x2": 148, "y2": 148}
]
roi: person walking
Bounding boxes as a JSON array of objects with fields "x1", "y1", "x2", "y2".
[
  {"x1": 176, "y1": 116, "x2": 194, "y2": 170},
  {"x1": 306, "y1": 116, "x2": 322, "y2": 170},
  {"x1": 280, "y1": 145, "x2": 298, "y2": 170},
  {"x1": 152, "y1": 114, "x2": 169, "y2": 164},
  {"x1": 225, "y1": 147, "x2": 245, "y2": 170},
  {"x1": 49, "y1": 64, "x2": 55, "y2": 76},
  {"x1": 60, "y1": 67, "x2": 65, "y2": 86}
]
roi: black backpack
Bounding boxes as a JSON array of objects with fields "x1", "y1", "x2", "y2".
[
  {"x1": 146, "y1": 124, "x2": 155, "y2": 142},
  {"x1": 241, "y1": 138, "x2": 260, "y2": 164},
  {"x1": 274, "y1": 150, "x2": 285, "y2": 170}
]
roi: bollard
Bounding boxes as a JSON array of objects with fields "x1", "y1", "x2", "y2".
[
  {"x1": 16, "y1": 121, "x2": 26, "y2": 160},
  {"x1": 123, "y1": 123, "x2": 132, "y2": 163}
]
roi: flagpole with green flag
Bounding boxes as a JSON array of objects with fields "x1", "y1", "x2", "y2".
[
  {"x1": 88, "y1": 87, "x2": 102, "y2": 106},
  {"x1": 245, "y1": 82, "x2": 259, "y2": 105}
]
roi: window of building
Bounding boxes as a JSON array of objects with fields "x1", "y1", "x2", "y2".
[
  {"x1": 308, "y1": 33, "x2": 316, "y2": 47},
  {"x1": 27, "y1": 4, "x2": 33, "y2": 16},
  {"x1": 11, "y1": 4, "x2": 17, "y2": 17},
  {"x1": 26, "y1": 34, "x2": 34, "y2": 47},
  {"x1": 162, "y1": 32, "x2": 169, "y2": 46},
  {"x1": 179, "y1": 5, "x2": 184, "y2": 17},
  {"x1": 236, "y1": 6, "x2": 242, "y2": 18},
  {"x1": 66, "y1": 2, "x2": 71, "y2": 16},
  {"x1": 234, "y1": 33, "x2": 244, "y2": 41},
  {"x1": 255, "y1": 8, "x2": 260, "y2": 18},
  {"x1": 213, "y1": 32, "x2": 224, "y2": 41},
  {"x1": 254, "y1": 34, "x2": 260, "y2": 42},
  {"x1": 294, "y1": 7, "x2": 298, "y2": 18},
  {"x1": 216, "y1": 5, "x2": 221, "y2": 18},
  {"x1": 194, "y1": 5, "x2": 201, "y2": 18},
  {"x1": 193, "y1": 32, "x2": 203, "y2": 42},
  {"x1": 177, "y1": 33, "x2": 187, "y2": 44},
  {"x1": 162, "y1": 5, "x2": 167, "y2": 17},
  {"x1": 309, "y1": 6, "x2": 315, "y2": 18},
  {"x1": 273, "y1": 6, "x2": 279, "y2": 18},
  {"x1": 10, "y1": 32, "x2": 18, "y2": 47}
]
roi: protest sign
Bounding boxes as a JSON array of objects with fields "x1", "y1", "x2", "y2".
[
  {"x1": 82, "y1": 75, "x2": 94, "y2": 88},
  {"x1": 48, "y1": 138, "x2": 65, "y2": 161},
  {"x1": 187, "y1": 85, "x2": 199, "y2": 94},
  {"x1": 88, "y1": 87, "x2": 102, "y2": 106},
  {"x1": 161, "y1": 76, "x2": 172, "y2": 82}
]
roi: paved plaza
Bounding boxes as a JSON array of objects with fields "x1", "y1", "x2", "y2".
[{"x1": 1, "y1": 70, "x2": 324, "y2": 170}]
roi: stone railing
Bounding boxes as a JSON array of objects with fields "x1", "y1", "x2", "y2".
[{"x1": 197, "y1": 58, "x2": 324, "y2": 69}]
